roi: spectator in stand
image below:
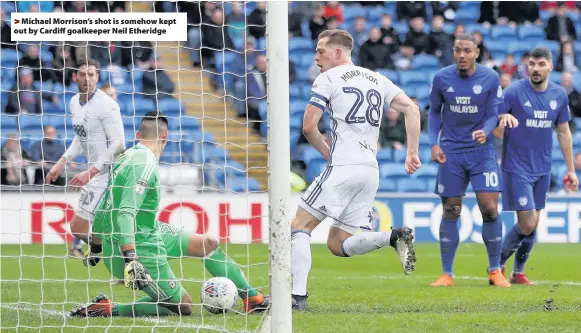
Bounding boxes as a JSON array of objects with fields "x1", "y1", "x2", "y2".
[
  {"x1": 289, "y1": 59, "x2": 297, "y2": 84},
  {"x1": 30, "y1": 125, "x2": 66, "y2": 186},
  {"x1": 452, "y1": 24, "x2": 466, "y2": 40},
  {"x1": 561, "y1": 72, "x2": 581, "y2": 119},
  {"x1": 49, "y1": 46, "x2": 76, "y2": 86},
  {"x1": 359, "y1": 27, "x2": 392, "y2": 70},
  {"x1": 479, "y1": 1, "x2": 512, "y2": 27},
  {"x1": 431, "y1": 1, "x2": 459, "y2": 22},
  {"x1": 102, "y1": 64, "x2": 127, "y2": 86},
  {"x1": 500, "y1": 54, "x2": 518, "y2": 78},
  {"x1": 506, "y1": 1, "x2": 541, "y2": 26},
  {"x1": 348, "y1": 16, "x2": 369, "y2": 62},
  {"x1": 1, "y1": 9, "x2": 15, "y2": 50},
  {"x1": 120, "y1": 41, "x2": 154, "y2": 68},
  {"x1": 380, "y1": 108, "x2": 407, "y2": 150},
  {"x1": 392, "y1": 43, "x2": 415, "y2": 71},
  {"x1": 247, "y1": 1, "x2": 266, "y2": 40},
  {"x1": 326, "y1": 16, "x2": 340, "y2": 31},
  {"x1": 245, "y1": 55, "x2": 267, "y2": 133},
  {"x1": 397, "y1": 1, "x2": 427, "y2": 20},
  {"x1": 100, "y1": 84, "x2": 118, "y2": 101},
  {"x1": 517, "y1": 52, "x2": 530, "y2": 79},
  {"x1": 380, "y1": 14, "x2": 400, "y2": 51},
  {"x1": 309, "y1": 5, "x2": 327, "y2": 41},
  {"x1": 428, "y1": 15, "x2": 453, "y2": 65},
  {"x1": 6, "y1": 68, "x2": 58, "y2": 114},
  {"x1": 323, "y1": 1, "x2": 343, "y2": 23},
  {"x1": 90, "y1": 41, "x2": 122, "y2": 67},
  {"x1": 404, "y1": 17, "x2": 429, "y2": 55},
  {"x1": 201, "y1": 8, "x2": 235, "y2": 66},
  {"x1": 473, "y1": 31, "x2": 490, "y2": 64},
  {"x1": 546, "y1": 2, "x2": 577, "y2": 42},
  {"x1": 557, "y1": 41, "x2": 579, "y2": 73},
  {"x1": 18, "y1": 44, "x2": 53, "y2": 82},
  {"x1": 142, "y1": 56, "x2": 175, "y2": 100},
  {"x1": 1, "y1": 133, "x2": 31, "y2": 186},
  {"x1": 540, "y1": 1, "x2": 578, "y2": 12},
  {"x1": 18, "y1": 1, "x2": 53, "y2": 12},
  {"x1": 226, "y1": 2, "x2": 246, "y2": 39},
  {"x1": 500, "y1": 73, "x2": 513, "y2": 89},
  {"x1": 288, "y1": 2, "x2": 304, "y2": 37}
]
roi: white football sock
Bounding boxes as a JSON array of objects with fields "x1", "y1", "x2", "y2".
[
  {"x1": 341, "y1": 231, "x2": 392, "y2": 257},
  {"x1": 291, "y1": 231, "x2": 311, "y2": 296}
]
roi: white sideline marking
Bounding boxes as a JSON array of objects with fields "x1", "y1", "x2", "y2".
[
  {"x1": 0, "y1": 303, "x2": 228, "y2": 330},
  {"x1": 330, "y1": 275, "x2": 581, "y2": 286}
]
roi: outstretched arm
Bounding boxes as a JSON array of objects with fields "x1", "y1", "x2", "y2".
[{"x1": 302, "y1": 105, "x2": 330, "y2": 160}]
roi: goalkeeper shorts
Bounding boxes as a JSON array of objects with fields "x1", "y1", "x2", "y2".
[
  {"x1": 158, "y1": 222, "x2": 191, "y2": 259},
  {"x1": 103, "y1": 240, "x2": 187, "y2": 303}
]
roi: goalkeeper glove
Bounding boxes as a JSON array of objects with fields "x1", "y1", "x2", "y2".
[
  {"x1": 83, "y1": 243, "x2": 102, "y2": 267},
  {"x1": 123, "y1": 250, "x2": 152, "y2": 290}
]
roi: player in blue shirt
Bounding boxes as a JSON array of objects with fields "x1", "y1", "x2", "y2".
[
  {"x1": 428, "y1": 35, "x2": 517, "y2": 288},
  {"x1": 495, "y1": 47, "x2": 579, "y2": 284}
]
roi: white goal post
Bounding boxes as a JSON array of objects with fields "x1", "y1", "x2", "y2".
[{"x1": 266, "y1": 2, "x2": 292, "y2": 332}]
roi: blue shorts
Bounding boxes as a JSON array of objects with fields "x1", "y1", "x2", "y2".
[
  {"x1": 502, "y1": 171, "x2": 551, "y2": 211},
  {"x1": 435, "y1": 148, "x2": 501, "y2": 197}
]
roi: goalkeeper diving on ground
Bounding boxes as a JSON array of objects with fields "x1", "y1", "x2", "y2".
[{"x1": 70, "y1": 111, "x2": 269, "y2": 317}]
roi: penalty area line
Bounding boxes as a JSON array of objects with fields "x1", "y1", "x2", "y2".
[
  {"x1": 330, "y1": 275, "x2": 581, "y2": 286},
  {"x1": 0, "y1": 303, "x2": 225, "y2": 330}
]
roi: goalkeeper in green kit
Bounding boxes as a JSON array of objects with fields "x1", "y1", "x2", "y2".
[{"x1": 70, "y1": 111, "x2": 269, "y2": 317}]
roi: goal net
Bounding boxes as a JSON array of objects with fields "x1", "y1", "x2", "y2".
[{"x1": 0, "y1": 1, "x2": 291, "y2": 332}]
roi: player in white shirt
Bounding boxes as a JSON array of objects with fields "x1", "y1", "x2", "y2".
[
  {"x1": 291, "y1": 29, "x2": 422, "y2": 310},
  {"x1": 46, "y1": 59, "x2": 125, "y2": 257}
]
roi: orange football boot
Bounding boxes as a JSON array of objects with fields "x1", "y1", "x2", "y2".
[
  {"x1": 430, "y1": 273, "x2": 454, "y2": 287},
  {"x1": 70, "y1": 293, "x2": 113, "y2": 317},
  {"x1": 511, "y1": 273, "x2": 536, "y2": 285},
  {"x1": 243, "y1": 293, "x2": 270, "y2": 313},
  {"x1": 488, "y1": 269, "x2": 511, "y2": 287}
]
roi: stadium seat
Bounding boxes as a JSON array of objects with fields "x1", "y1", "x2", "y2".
[
  {"x1": 509, "y1": 41, "x2": 534, "y2": 57},
  {"x1": 298, "y1": 53, "x2": 314, "y2": 69},
  {"x1": 415, "y1": 85, "x2": 430, "y2": 101},
  {"x1": 552, "y1": 150, "x2": 565, "y2": 162},
  {"x1": 290, "y1": 115, "x2": 302, "y2": 132},
  {"x1": 1, "y1": 114, "x2": 18, "y2": 132},
  {"x1": 0, "y1": 49, "x2": 20, "y2": 67},
  {"x1": 290, "y1": 130, "x2": 300, "y2": 153},
  {"x1": 305, "y1": 160, "x2": 326, "y2": 183},
  {"x1": 379, "y1": 163, "x2": 408, "y2": 179},
  {"x1": 518, "y1": 26, "x2": 545, "y2": 41},
  {"x1": 490, "y1": 25, "x2": 517, "y2": 41},
  {"x1": 42, "y1": 114, "x2": 70, "y2": 130},
  {"x1": 419, "y1": 132, "x2": 430, "y2": 148},
  {"x1": 414, "y1": 164, "x2": 438, "y2": 180},
  {"x1": 230, "y1": 176, "x2": 261, "y2": 193},
  {"x1": 397, "y1": 179, "x2": 426, "y2": 192},
  {"x1": 549, "y1": 71, "x2": 562, "y2": 84},
  {"x1": 18, "y1": 114, "x2": 42, "y2": 131},
  {"x1": 289, "y1": 84, "x2": 301, "y2": 99},
  {"x1": 393, "y1": 149, "x2": 407, "y2": 163},
  {"x1": 290, "y1": 101, "x2": 307, "y2": 116},
  {"x1": 376, "y1": 148, "x2": 393, "y2": 164},
  {"x1": 412, "y1": 54, "x2": 440, "y2": 71},
  {"x1": 202, "y1": 146, "x2": 230, "y2": 163},
  {"x1": 398, "y1": 71, "x2": 428, "y2": 88},
  {"x1": 342, "y1": 6, "x2": 366, "y2": 22},
  {"x1": 125, "y1": 97, "x2": 156, "y2": 115},
  {"x1": 425, "y1": 177, "x2": 436, "y2": 193},
  {"x1": 465, "y1": 23, "x2": 489, "y2": 37},
  {"x1": 454, "y1": 9, "x2": 480, "y2": 24},
  {"x1": 157, "y1": 98, "x2": 184, "y2": 116},
  {"x1": 289, "y1": 38, "x2": 314, "y2": 54},
  {"x1": 378, "y1": 179, "x2": 397, "y2": 192},
  {"x1": 177, "y1": 116, "x2": 200, "y2": 131},
  {"x1": 535, "y1": 40, "x2": 560, "y2": 57},
  {"x1": 303, "y1": 146, "x2": 326, "y2": 165},
  {"x1": 377, "y1": 69, "x2": 399, "y2": 84},
  {"x1": 392, "y1": 22, "x2": 409, "y2": 36}
]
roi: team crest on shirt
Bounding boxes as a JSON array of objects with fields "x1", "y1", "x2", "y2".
[
  {"x1": 519, "y1": 197, "x2": 528, "y2": 207},
  {"x1": 135, "y1": 179, "x2": 147, "y2": 195},
  {"x1": 438, "y1": 184, "x2": 445, "y2": 194},
  {"x1": 168, "y1": 278, "x2": 176, "y2": 289},
  {"x1": 550, "y1": 100, "x2": 557, "y2": 110},
  {"x1": 473, "y1": 85, "x2": 482, "y2": 95},
  {"x1": 497, "y1": 85, "x2": 503, "y2": 98}
]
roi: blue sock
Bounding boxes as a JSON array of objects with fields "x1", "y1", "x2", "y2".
[
  {"x1": 73, "y1": 237, "x2": 82, "y2": 249},
  {"x1": 513, "y1": 230, "x2": 536, "y2": 274},
  {"x1": 439, "y1": 218, "x2": 459, "y2": 276},
  {"x1": 482, "y1": 216, "x2": 503, "y2": 272},
  {"x1": 500, "y1": 224, "x2": 526, "y2": 266}
]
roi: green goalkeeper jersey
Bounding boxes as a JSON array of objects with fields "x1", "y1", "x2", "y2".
[{"x1": 93, "y1": 143, "x2": 160, "y2": 246}]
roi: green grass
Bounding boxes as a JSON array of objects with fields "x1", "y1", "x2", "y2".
[{"x1": 2, "y1": 243, "x2": 581, "y2": 332}]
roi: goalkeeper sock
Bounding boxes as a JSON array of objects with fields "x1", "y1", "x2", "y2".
[
  {"x1": 513, "y1": 229, "x2": 536, "y2": 274},
  {"x1": 341, "y1": 231, "x2": 391, "y2": 257},
  {"x1": 291, "y1": 230, "x2": 311, "y2": 296},
  {"x1": 113, "y1": 296, "x2": 175, "y2": 317},
  {"x1": 500, "y1": 224, "x2": 526, "y2": 266},
  {"x1": 73, "y1": 237, "x2": 82, "y2": 249},
  {"x1": 204, "y1": 247, "x2": 258, "y2": 299},
  {"x1": 482, "y1": 216, "x2": 503, "y2": 272},
  {"x1": 439, "y1": 218, "x2": 460, "y2": 276}
]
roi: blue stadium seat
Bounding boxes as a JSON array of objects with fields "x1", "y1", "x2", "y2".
[
  {"x1": 303, "y1": 146, "x2": 326, "y2": 165},
  {"x1": 376, "y1": 148, "x2": 393, "y2": 164},
  {"x1": 343, "y1": 6, "x2": 367, "y2": 22},
  {"x1": 306, "y1": 160, "x2": 327, "y2": 183},
  {"x1": 289, "y1": 38, "x2": 314, "y2": 54},
  {"x1": 42, "y1": 114, "x2": 70, "y2": 130},
  {"x1": 377, "y1": 69, "x2": 399, "y2": 84},
  {"x1": 289, "y1": 84, "x2": 301, "y2": 99},
  {"x1": 535, "y1": 40, "x2": 560, "y2": 57},
  {"x1": 397, "y1": 179, "x2": 426, "y2": 192},
  {"x1": 485, "y1": 40, "x2": 507, "y2": 60},
  {"x1": 518, "y1": 26, "x2": 545, "y2": 41},
  {"x1": 454, "y1": 9, "x2": 480, "y2": 24},
  {"x1": 465, "y1": 23, "x2": 489, "y2": 37},
  {"x1": 508, "y1": 41, "x2": 533, "y2": 57},
  {"x1": 414, "y1": 164, "x2": 438, "y2": 180},
  {"x1": 18, "y1": 114, "x2": 42, "y2": 131},
  {"x1": 298, "y1": 53, "x2": 314, "y2": 69},
  {"x1": 202, "y1": 146, "x2": 230, "y2": 163},
  {"x1": 0, "y1": 49, "x2": 21, "y2": 67},
  {"x1": 379, "y1": 163, "x2": 408, "y2": 179},
  {"x1": 393, "y1": 149, "x2": 406, "y2": 163},
  {"x1": 490, "y1": 25, "x2": 517, "y2": 41},
  {"x1": 157, "y1": 98, "x2": 184, "y2": 116},
  {"x1": 420, "y1": 147, "x2": 432, "y2": 163},
  {"x1": 290, "y1": 115, "x2": 302, "y2": 132},
  {"x1": 392, "y1": 22, "x2": 409, "y2": 36},
  {"x1": 419, "y1": 132, "x2": 430, "y2": 148},
  {"x1": 177, "y1": 116, "x2": 200, "y2": 131},
  {"x1": 125, "y1": 97, "x2": 156, "y2": 115},
  {"x1": 412, "y1": 54, "x2": 440, "y2": 71},
  {"x1": 230, "y1": 176, "x2": 261, "y2": 193},
  {"x1": 290, "y1": 130, "x2": 300, "y2": 153},
  {"x1": 573, "y1": 73, "x2": 581, "y2": 91},
  {"x1": 1, "y1": 114, "x2": 18, "y2": 132},
  {"x1": 443, "y1": 23, "x2": 456, "y2": 34},
  {"x1": 425, "y1": 177, "x2": 436, "y2": 193},
  {"x1": 414, "y1": 85, "x2": 430, "y2": 101},
  {"x1": 539, "y1": 11, "x2": 552, "y2": 23},
  {"x1": 398, "y1": 71, "x2": 428, "y2": 88},
  {"x1": 378, "y1": 179, "x2": 397, "y2": 192},
  {"x1": 552, "y1": 149, "x2": 565, "y2": 162},
  {"x1": 290, "y1": 101, "x2": 306, "y2": 116},
  {"x1": 549, "y1": 71, "x2": 562, "y2": 84}
]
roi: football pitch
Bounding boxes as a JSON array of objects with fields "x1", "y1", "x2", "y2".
[{"x1": 1, "y1": 243, "x2": 581, "y2": 332}]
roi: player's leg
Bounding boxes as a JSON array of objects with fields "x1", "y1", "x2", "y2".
[
  {"x1": 69, "y1": 179, "x2": 107, "y2": 255},
  {"x1": 160, "y1": 223, "x2": 268, "y2": 313},
  {"x1": 432, "y1": 153, "x2": 468, "y2": 287}
]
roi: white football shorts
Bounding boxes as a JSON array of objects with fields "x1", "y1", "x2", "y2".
[
  {"x1": 299, "y1": 164, "x2": 379, "y2": 235},
  {"x1": 76, "y1": 172, "x2": 109, "y2": 221}
]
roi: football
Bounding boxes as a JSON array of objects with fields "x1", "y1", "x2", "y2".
[{"x1": 200, "y1": 277, "x2": 238, "y2": 314}]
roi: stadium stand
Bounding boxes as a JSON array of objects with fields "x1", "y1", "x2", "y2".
[{"x1": 2, "y1": 1, "x2": 581, "y2": 193}]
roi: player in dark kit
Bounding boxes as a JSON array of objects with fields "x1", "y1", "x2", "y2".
[
  {"x1": 495, "y1": 47, "x2": 579, "y2": 284},
  {"x1": 428, "y1": 34, "x2": 517, "y2": 287}
]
